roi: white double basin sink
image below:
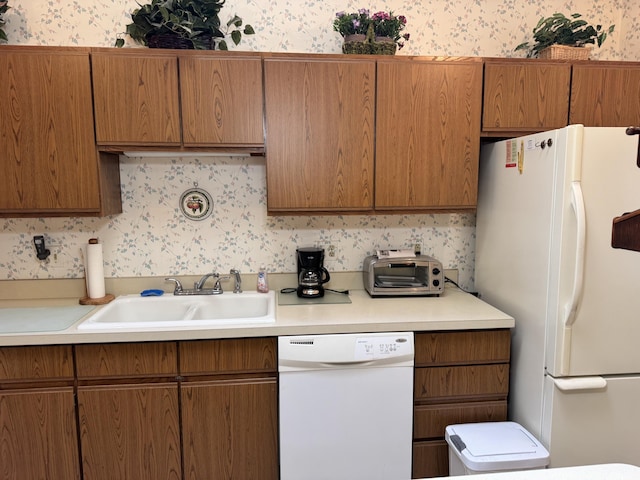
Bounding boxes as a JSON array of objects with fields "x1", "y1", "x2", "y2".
[{"x1": 77, "y1": 291, "x2": 276, "y2": 330}]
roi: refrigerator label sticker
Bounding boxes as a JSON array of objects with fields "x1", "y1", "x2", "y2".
[
  {"x1": 505, "y1": 140, "x2": 517, "y2": 168},
  {"x1": 526, "y1": 139, "x2": 536, "y2": 150}
]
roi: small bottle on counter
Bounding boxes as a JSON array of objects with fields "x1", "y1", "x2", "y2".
[{"x1": 257, "y1": 265, "x2": 269, "y2": 293}]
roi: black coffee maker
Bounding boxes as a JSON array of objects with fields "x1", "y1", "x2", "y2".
[{"x1": 296, "y1": 247, "x2": 331, "y2": 298}]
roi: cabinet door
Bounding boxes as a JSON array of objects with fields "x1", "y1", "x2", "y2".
[
  {"x1": 264, "y1": 58, "x2": 375, "y2": 212},
  {"x1": 182, "y1": 378, "x2": 278, "y2": 480},
  {"x1": 375, "y1": 60, "x2": 482, "y2": 210},
  {"x1": 78, "y1": 384, "x2": 181, "y2": 480},
  {"x1": 180, "y1": 56, "x2": 264, "y2": 146},
  {"x1": 570, "y1": 63, "x2": 640, "y2": 126},
  {"x1": 482, "y1": 60, "x2": 571, "y2": 133},
  {"x1": 91, "y1": 52, "x2": 181, "y2": 146},
  {"x1": 0, "y1": 387, "x2": 80, "y2": 480},
  {"x1": 0, "y1": 48, "x2": 104, "y2": 213}
]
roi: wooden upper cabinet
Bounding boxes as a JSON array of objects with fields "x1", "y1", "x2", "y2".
[
  {"x1": 482, "y1": 59, "x2": 571, "y2": 135},
  {"x1": 0, "y1": 47, "x2": 121, "y2": 216},
  {"x1": 91, "y1": 51, "x2": 182, "y2": 146},
  {"x1": 180, "y1": 55, "x2": 264, "y2": 146},
  {"x1": 375, "y1": 59, "x2": 482, "y2": 210},
  {"x1": 570, "y1": 62, "x2": 640, "y2": 126},
  {"x1": 264, "y1": 57, "x2": 375, "y2": 212}
]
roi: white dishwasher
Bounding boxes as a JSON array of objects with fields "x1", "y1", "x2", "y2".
[{"x1": 278, "y1": 332, "x2": 414, "y2": 480}]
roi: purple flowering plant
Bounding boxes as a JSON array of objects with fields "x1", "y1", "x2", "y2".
[{"x1": 333, "y1": 8, "x2": 410, "y2": 49}]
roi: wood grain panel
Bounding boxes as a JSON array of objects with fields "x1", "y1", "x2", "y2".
[
  {"x1": 91, "y1": 52, "x2": 181, "y2": 145},
  {"x1": 414, "y1": 364, "x2": 509, "y2": 403},
  {"x1": 570, "y1": 64, "x2": 640, "y2": 126},
  {"x1": 179, "y1": 337, "x2": 277, "y2": 375},
  {"x1": 0, "y1": 387, "x2": 80, "y2": 480},
  {"x1": 413, "y1": 400, "x2": 507, "y2": 439},
  {"x1": 482, "y1": 60, "x2": 571, "y2": 132},
  {"x1": 264, "y1": 58, "x2": 375, "y2": 211},
  {"x1": 76, "y1": 342, "x2": 177, "y2": 379},
  {"x1": 0, "y1": 345, "x2": 73, "y2": 383},
  {"x1": 415, "y1": 329, "x2": 511, "y2": 366},
  {"x1": 412, "y1": 440, "x2": 449, "y2": 478},
  {"x1": 375, "y1": 60, "x2": 482, "y2": 210},
  {"x1": 78, "y1": 384, "x2": 181, "y2": 480},
  {"x1": 180, "y1": 56, "x2": 264, "y2": 146},
  {"x1": 0, "y1": 48, "x2": 102, "y2": 213},
  {"x1": 181, "y1": 378, "x2": 278, "y2": 480}
]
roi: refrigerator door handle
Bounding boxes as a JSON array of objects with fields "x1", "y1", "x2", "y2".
[
  {"x1": 552, "y1": 376, "x2": 607, "y2": 391},
  {"x1": 564, "y1": 181, "x2": 586, "y2": 327}
]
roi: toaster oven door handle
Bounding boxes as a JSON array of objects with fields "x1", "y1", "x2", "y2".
[{"x1": 388, "y1": 263, "x2": 416, "y2": 268}]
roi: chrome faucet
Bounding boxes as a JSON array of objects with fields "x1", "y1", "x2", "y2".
[
  {"x1": 165, "y1": 273, "x2": 230, "y2": 295},
  {"x1": 230, "y1": 269, "x2": 242, "y2": 293},
  {"x1": 194, "y1": 272, "x2": 218, "y2": 291}
]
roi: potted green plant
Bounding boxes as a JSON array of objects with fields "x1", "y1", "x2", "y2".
[
  {"x1": 0, "y1": 1, "x2": 9, "y2": 42},
  {"x1": 333, "y1": 9, "x2": 410, "y2": 55},
  {"x1": 515, "y1": 12, "x2": 614, "y2": 59},
  {"x1": 116, "y1": 0, "x2": 255, "y2": 50}
]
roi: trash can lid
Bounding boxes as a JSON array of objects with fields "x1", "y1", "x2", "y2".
[{"x1": 445, "y1": 422, "x2": 550, "y2": 472}]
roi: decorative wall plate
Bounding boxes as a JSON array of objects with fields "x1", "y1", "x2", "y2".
[{"x1": 179, "y1": 184, "x2": 213, "y2": 221}]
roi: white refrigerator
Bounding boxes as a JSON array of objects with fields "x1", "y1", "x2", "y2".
[{"x1": 475, "y1": 125, "x2": 640, "y2": 467}]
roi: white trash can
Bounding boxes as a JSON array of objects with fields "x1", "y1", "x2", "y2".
[{"x1": 445, "y1": 422, "x2": 549, "y2": 475}]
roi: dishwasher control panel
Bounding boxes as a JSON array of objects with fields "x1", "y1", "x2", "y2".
[
  {"x1": 278, "y1": 332, "x2": 414, "y2": 371},
  {"x1": 355, "y1": 335, "x2": 412, "y2": 360}
]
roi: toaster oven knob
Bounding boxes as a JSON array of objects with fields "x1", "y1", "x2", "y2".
[
  {"x1": 433, "y1": 279, "x2": 440, "y2": 287},
  {"x1": 432, "y1": 267, "x2": 441, "y2": 276}
]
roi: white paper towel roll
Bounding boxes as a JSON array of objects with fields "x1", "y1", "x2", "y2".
[{"x1": 86, "y1": 239, "x2": 106, "y2": 299}]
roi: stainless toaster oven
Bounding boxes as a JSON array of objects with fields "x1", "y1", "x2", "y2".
[{"x1": 362, "y1": 254, "x2": 444, "y2": 297}]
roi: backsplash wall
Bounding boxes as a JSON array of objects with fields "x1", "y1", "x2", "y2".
[
  {"x1": 0, "y1": 0, "x2": 637, "y2": 290},
  {"x1": 0, "y1": 156, "x2": 475, "y2": 284}
]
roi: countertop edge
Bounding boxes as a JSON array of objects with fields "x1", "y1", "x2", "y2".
[{"x1": 0, "y1": 287, "x2": 514, "y2": 346}]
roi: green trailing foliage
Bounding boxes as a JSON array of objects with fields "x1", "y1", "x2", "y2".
[
  {"x1": 115, "y1": 0, "x2": 254, "y2": 50},
  {"x1": 0, "y1": 1, "x2": 10, "y2": 42},
  {"x1": 515, "y1": 13, "x2": 615, "y2": 58}
]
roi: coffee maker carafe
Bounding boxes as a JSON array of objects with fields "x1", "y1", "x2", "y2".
[{"x1": 296, "y1": 247, "x2": 331, "y2": 298}]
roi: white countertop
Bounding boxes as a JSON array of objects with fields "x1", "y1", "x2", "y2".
[
  {"x1": 0, "y1": 286, "x2": 514, "y2": 346},
  {"x1": 441, "y1": 464, "x2": 640, "y2": 479}
]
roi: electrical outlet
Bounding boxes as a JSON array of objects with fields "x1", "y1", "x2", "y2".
[
  {"x1": 327, "y1": 245, "x2": 336, "y2": 257},
  {"x1": 414, "y1": 243, "x2": 421, "y2": 255}
]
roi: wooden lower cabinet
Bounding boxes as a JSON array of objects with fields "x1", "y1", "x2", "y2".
[
  {"x1": 77, "y1": 384, "x2": 181, "y2": 480},
  {"x1": 412, "y1": 330, "x2": 511, "y2": 478},
  {"x1": 0, "y1": 345, "x2": 79, "y2": 480},
  {"x1": 181, "y1": 378, "x2": 279, "y2": 479},
  {"x1": 179, "y1": 338, "x2": 279, "y2": 480},
  {"x1": 0, "y1": 387, "x2": 80, "y2": 480}
]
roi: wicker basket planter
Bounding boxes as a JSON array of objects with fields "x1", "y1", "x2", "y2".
[
  {"x1": 538, "y1": 44, "x2": 591, "y2": 60},
  {"x1": 341, "y1": 27, "x2": 397, "y2": 55}
]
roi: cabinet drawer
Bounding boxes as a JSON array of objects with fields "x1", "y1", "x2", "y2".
[
  {"x1": 412, "y1": 440, "x2": 448, "y2": 478},
  {"x1": 179, "y1": 338, "x2": 277, "y2": 375},
  {"x1": 76, "y1": 342, "x2": 177, "y2": 379},
  {"x1": 415, "y1": 330, "x2": 510, "y2": 366},
  {"x1": 413, "y1": 400, "x2": 507, "y2": 439},
  {"x1": 414, "y1": 364, "x2": 509, "y2": 403},
  {"x1": 0, "y1": 345, "x2": 73, "y2": 383}
]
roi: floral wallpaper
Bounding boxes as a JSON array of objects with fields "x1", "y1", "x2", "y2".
[{"x1": 0, "y1": 0, "x2": 637, "y2": 290}]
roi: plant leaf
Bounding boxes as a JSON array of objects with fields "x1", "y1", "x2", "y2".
[
  {"x1": 230, "y1": 29, "x2": 241, "y2": 45},
  {"x1": 244, "y1": 24, "x2": 255, "y2": 35}
]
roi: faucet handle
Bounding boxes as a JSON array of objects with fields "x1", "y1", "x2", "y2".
[
  {"x1": 230, "y1": 269, "x2": 242, "y2": 293},
  {"x1": 165, "y1": 277, "x2": 183, "y2": 295}
]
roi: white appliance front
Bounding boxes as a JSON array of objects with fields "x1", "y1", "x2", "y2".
[
  {"x1": 476, "y1": 125, "x2": 640, "y2": 468},
  {"x1": 542, "y1": 375, "x2": 640, "y2": 467},
  {"x1": 278, "y1": 332, "x2": 414, "y2": 480}
]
